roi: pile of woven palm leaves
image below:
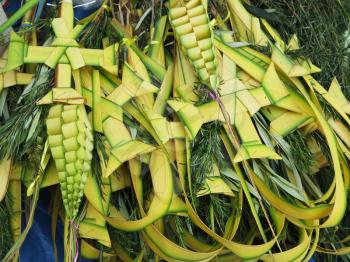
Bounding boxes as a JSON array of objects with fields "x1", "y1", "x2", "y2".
[{"x1": 0, "y1": 0, "x2": 349, "y2": 261}]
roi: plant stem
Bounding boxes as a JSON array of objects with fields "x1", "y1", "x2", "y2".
[{"x1": 0, "y1": 0, "x2": 40, "y2": 34}]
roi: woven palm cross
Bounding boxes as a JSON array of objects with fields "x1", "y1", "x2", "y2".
[
  {"x1": 5, "y1": 2, "x2": 118, "y2": 74},
  {"x1": 4, "y1": 0, "x2": 160, "y2": 172},
  {"x1": 3, "y1": 1, "x2": 160, "y2": 219}
]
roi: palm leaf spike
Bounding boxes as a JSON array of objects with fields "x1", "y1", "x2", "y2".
[
  {"x1": 3, "y1": 0, "x2": 120, "y2": 220},
  {"x1": 43, "y1": 2, "x2": 94, "y2": 220},
  {"x1": 47, "y1": 102, "x2": 93, "y2": 219},
  {"x1": 169, "y1": 0, "x2": 218, "y2": 89},
  {"x1": 7, "y1": 11, "x2": 93, "y2": 259},
  {"x1": 43, "y1": 2, "x2": 92, "y2": 259}
]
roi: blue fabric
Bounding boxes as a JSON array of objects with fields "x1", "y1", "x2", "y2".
[
  {"x1": 20, "y1": 189, "x2": 95, "y2": 262},
  {"x1": 3, "y1": 0, "x2": 102, "y2": 25},
  {"x1": 2, "y1": 0, "x2": 22, "y2": 28},
  {"x1": 20, "y1": 189, "x2": 64, "y2": 262},
  {"x1": 73, "y1": 0, "x2": 102, "y2": 21},
  {"x1": 2, "y1": 0, "x2": 21, "y2": 12}
]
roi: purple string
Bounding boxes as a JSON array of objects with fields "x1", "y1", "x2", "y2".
[
  {"x1": 209, "y1": 90, "x2": 234, "y2": 131},
  {"x1": 70, "y1": 220, "x2": 79, "y2": 262},
  {"x1": 209, "y1": 91, "x2": 218, "y2": 101},
  {"x1": 21, "y1": 23, "x2": 32, "y2": 29}
]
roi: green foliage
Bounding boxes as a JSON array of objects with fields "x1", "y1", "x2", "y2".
[
  {"x1": 285, "y1": 130, "x2": 315, "y2": 174},
  {"x1": 171, "y1": 216, "x2": 187, "y2": 248},
  {"x1": 209, "y1": 194, "x2": 234, "y2": 233},
  {"x1": 108, "y1": 189, "x2": 142, "y2": 258},
  {"x1": 250, "y1": 0, "x2": 350, "y2": 99},
  {"x1": 0, "y1": 66, "x2": 53, "y2": 162},
  {"x1": 91, "y1": 133, "x2": 108, "y2": 189},
  {"x1": 0, "y1": 194, "x2": 13, "y2": 260},
  {"x1": 193, "y1": 194, "x2": 233, "y2": 243},
  {"x1": 123, "y1": 114, "x2": 157, "y2": 145},
  {"x1": 80, "y1": 10, "x2": 117, "y2": 49},
  {"x1": 190, "y1": 121, "x2": 224, "y2": 193}
]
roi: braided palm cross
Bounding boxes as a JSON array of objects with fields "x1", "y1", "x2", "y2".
[{"x1": 4, "y1": 0, "x2": 158, "y2": 218}]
